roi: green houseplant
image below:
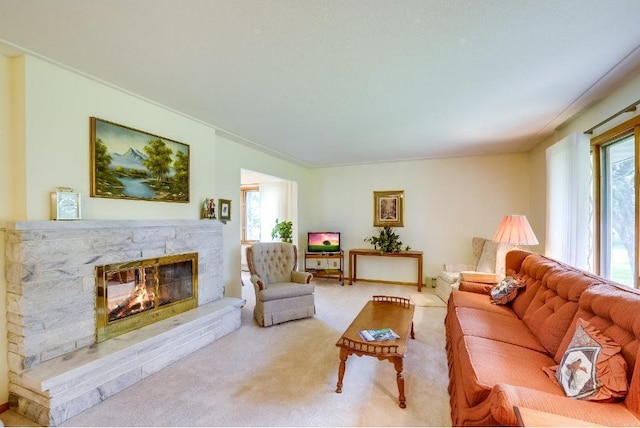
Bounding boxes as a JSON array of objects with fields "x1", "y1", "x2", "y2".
[
  {"x1": 271, "y1": 219, "x2": 293, "y2": 243},
  {"x1": 364, "y1": 225, "x2": 411, "y2": 253}
]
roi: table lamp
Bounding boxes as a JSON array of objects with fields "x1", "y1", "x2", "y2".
[{"x1": 492, "y1": 215, "x2": 539, "y2": 248}]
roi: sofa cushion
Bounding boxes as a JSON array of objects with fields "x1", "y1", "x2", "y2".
[
  {"x1": 259, "y1": 283, "x2": 315, "y2": 302},
  {"x1": 456, "y1": 335, "x2": 559, "y2": 407},
  {"x1": 510, "y1": 254, "x2": 560, "y2": 319},
  {"x1": 448, "y1": 289, "x2": 517, "y2": 318},
  {"x1": 451, "y1": 307, "x2": 547, "y2": 353},
  {"x1": 522, "y1": 267, "x2": 603, "y2": 356},
  {"x1": 546, "y1": 318, "x2": 628, "y2": 401}
]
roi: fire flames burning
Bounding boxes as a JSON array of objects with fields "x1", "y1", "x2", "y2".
[{"x1": 108, "y1": 268, "x2": 156, "y2": 322}]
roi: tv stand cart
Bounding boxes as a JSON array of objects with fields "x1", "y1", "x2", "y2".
[{"x1": 305, "y1": 250, "x2": 345, "y2": 285}]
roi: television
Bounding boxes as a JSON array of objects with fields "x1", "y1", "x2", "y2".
[{"x1": 307, "y1": 232, "x2": 341, "y2": 253}]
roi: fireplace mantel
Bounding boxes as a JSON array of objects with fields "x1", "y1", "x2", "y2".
[{"x1": 4, "y1": 219, "x2": 242, "y2": 426}]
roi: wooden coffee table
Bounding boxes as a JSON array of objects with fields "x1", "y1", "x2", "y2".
[{"x1": 335, "y1": 295, "x2": 415, "y2": 408}]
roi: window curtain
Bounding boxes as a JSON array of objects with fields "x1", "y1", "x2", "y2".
[
  {"x1": 545, "y1": 132, "x2": 591, "y2": 270},
  {"x1": 259, "y1": 180, "x2": 297, "y2": 247}
]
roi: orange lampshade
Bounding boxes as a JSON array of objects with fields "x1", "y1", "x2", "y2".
[{"x1": 492, "y1": 215, "x2": 539, "y2": 246}]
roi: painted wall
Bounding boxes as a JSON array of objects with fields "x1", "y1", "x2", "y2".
[
  {"x1": 20, "y1": 55, "x2": 217, "y2": 221},
  {"x1": 0, "y1": 52, "x2": 14, "y2": 407},
  {"x1": 214, "y1": 135, "x2": 311, "y2": 298},
  {"x1": 306, "y1": 153, "x2": 532, "y2": 283},
  {"x1": 528, "y1": 72, "x2": 640, "y2": 254}
]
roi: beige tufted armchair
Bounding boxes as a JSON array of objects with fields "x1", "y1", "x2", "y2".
[{"x1": 246, "y1": 242, "x2": 315, "y2": 326}]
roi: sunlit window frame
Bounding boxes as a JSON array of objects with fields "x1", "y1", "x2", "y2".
[
  {"x1": 241, "y1": 184, "x2": 260, "y2": 245},
  {"x1": 591, "y1": 114, "x2": 640, "y2": 288}
]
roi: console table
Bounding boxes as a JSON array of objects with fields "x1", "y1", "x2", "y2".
[{"x1": 348, "y1": 249, "x2": 423, "y2": 291}]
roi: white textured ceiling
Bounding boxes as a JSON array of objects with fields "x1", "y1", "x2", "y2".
[{"x1": 2, "y1": 0, "x2": 640, "y2": 167}]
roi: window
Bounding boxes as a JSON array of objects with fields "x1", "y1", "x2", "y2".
[
  {"x1": 601, "y1": 136, "x2": 635, "y2": 285},
  {"x1": 592, "y1": 116, "x2": 640, "y2": 288},
  {"x1": 241, "y1": 185, "x2": 260, "y2": 244}
]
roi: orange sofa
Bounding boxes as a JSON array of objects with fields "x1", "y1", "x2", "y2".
[{"x1": 445, "y1": 249, "x2": 640, "y2": 426}]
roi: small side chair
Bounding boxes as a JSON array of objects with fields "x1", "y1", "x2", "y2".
[{"x1": 246, "y1": 242, "x2": 315, "y2": 326}]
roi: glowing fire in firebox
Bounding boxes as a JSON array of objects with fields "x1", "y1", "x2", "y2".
[
  {"x1": 107, "y1": 268, "x2": 156, "y2": 322},
  {"x1": 131, "y1": 280, "x2": 155, "y2": 312}
]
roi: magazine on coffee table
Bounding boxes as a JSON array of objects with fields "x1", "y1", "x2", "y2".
[{"x1": 358, "y1": 328, "x2": 400, "y2": 342}]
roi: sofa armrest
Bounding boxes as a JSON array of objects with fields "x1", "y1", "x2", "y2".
[
  {"x1": 250, "y1": 274, "x2": 265, "y2": 291},
  {"x1": 291, "y1": 270, "x2": 313, "y2": 284},
  {"x1": 459, "y1": 280, "x2": 494, "y2": 294},
  {"x1": 460, "y1": 271, "x2": 502, "y2": 283},
  {"x1": 489, "y1": 383, "x2": 640, "y2": 426}
]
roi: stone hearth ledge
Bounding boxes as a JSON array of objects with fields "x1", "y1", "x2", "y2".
[{"x1": 10, "y1": 297, "x2": 244, "y2": 426}]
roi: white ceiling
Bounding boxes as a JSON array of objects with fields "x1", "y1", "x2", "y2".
[{"x1": 2, "y1": 0, "x2": 640, "y2": 167}]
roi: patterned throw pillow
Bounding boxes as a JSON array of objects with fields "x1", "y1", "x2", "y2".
[
  {"x1": 489, "y1": 276, "x2": 524, "y2": 305},
  {"x1": 545, "y1": 319, "x2": 628, "y2": 401}
]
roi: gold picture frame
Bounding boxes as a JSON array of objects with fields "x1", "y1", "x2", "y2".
[
  {"x1": 373, "y1": 190, "x2": 404, "y2": 227},
  {"x1": 219, "y1": 198, "x2": 231, "y2": 221},
  {"x1": 90, "y1": 117, "x2": 190, "y2": 203}
]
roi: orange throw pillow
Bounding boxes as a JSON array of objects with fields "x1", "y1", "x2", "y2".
[{"x1": 543, "y1": 318, "x2": 628, "y2": 401}]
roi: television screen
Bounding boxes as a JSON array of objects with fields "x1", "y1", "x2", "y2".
[{"x1": 308, "y1": 232, "x2": 340, "y2": 253}]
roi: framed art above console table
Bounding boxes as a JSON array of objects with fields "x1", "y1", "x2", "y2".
[{"x1": 373, "y1": 190, "x2": 404, "y2": 227}]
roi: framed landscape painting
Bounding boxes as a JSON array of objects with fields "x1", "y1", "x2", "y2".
[
  {"x1": 90, "y1": 117, "x2": 190, "y2": 203},
  {"x1": 373, "y1": 190, "x2": 404, "y2": 227}
]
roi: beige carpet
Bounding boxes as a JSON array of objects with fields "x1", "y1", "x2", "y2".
[
  {"x1": 410, "y1": 293, "x2": 447, "y2": 307},
  {"x1": 3, "y1": 277, "x2": 452, "y2": 427}
]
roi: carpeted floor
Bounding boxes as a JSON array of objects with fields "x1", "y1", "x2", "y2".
[
  {"x1": 409, "y1": 293, "x2": 447, "y2": 307},
  {"x1": 2, "y1": 275, "x2": 452, "y2": 427}
]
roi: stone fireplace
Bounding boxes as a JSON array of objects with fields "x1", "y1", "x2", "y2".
[{"x1": 4, "y1": 220, "x2": 243, "y2": 426}]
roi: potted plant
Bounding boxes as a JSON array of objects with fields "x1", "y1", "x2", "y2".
[
  {"x1": 271, "y1": 219, "x2": 293, "y2": 243},
  {"x1": 364, "y1": 225, "x2": 411, "y2": 253}
]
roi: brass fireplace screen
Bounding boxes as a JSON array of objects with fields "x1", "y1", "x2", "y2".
[{"x1": 96, "y1": 253, "x2": 198, "y2": 342}]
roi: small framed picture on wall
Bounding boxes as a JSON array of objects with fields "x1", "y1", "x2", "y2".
[
  {"x1": 219, "y1": 199, "x2": 231, "y2": 221},
  {"x1": 373, "y1": 190, "x2": 404, "y2": 227}
]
